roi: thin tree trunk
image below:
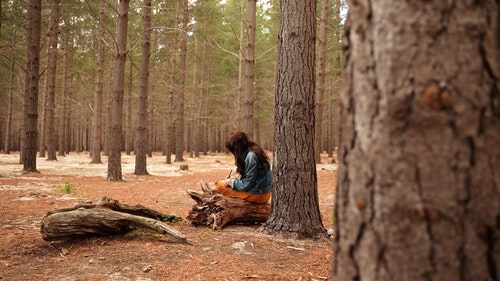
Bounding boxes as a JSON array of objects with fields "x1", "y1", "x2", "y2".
[
  {"x1": 65, "y1": 103, "x2": 70, "y2": 154},
  {"x1": 148, "y1": 107, "x2": 153, "y2": 157},
  {"x1": 4, "y1": 55, "x2": 15, "y2": 154},
  {"x1": 165, "y1": 56, "x2": 175, "y2": 164},
  {"x1": 90, "y1": 0, "x2": 106, "y2": 163},
  {"x1": 58, "y1": 33, "x2": 69, "y2": 157},
  {"x1": 335, "y1": 1, "x2": 500, "y2": 280},
  {"x1": 134, "y1": 0, "x2": 152, "y2": 175},
  {"x1": 174, "y1": 0, "x2": 188, "y2": 162},
  {"x1": 23, "y1": 0, "x2": 42, "y2": 172},
  {"x1": 125, "y1": 59, "x2": 133, "y2": 155},
  {"x1": 45, "y1": 0, "x2": 60, "y2": 161},
  {"x1": 236, "y1": 12, "x2": 244, "y2": 130},
  {"x1": 103, "y1": 57, "x2": 113, "y2": 157},
  {"x1": 107, "y1": 0, "x2": 129, "y2": 181},
  {"x1": 38, "y1": 57, "x2": 48, "y2": 158},
  {"x1": 242, "y1": 0, "x2": 256, "y2": 136},
  {"x1": 314, "y1": 0, "x2": 328, "y2": 164},
  {"x1": 195, "y1": 40, "x2": 207, "y2": 157}
]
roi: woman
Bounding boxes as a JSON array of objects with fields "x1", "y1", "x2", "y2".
[{"x1": 216, "y1": 131, "x2": 272, "y2": 204}]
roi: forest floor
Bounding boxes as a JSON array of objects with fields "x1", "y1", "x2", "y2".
[{"x1": 0, "y1": 151, "x2": 336, "y2": 281}]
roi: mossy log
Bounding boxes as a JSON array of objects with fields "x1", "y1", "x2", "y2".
[
  {"x1": 186, "y1": 181, "x2": 270, "y2": 230},
  {"x1": 40, "y1": 196, "x2": 188, "y2": 244}
]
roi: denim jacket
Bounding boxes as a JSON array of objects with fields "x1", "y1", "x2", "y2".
[{"x1": 232, "y1": 151, "x2": 272, "y2": 194}]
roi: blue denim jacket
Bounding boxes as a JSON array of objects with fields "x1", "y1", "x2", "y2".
[{"x1": 232, "y1": 151, "x2": 272, "y2": 194}]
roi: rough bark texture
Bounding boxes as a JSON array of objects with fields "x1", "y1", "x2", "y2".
[
  {"x1": 134, "y1": 0, "x2": 152, "y2": 175},
  {"x1": 45, "y1": 0, "x2": 60, "y2": 161},
  {"x1": 23, "y1": 0, "x2": 42, "y2": 172},
  {"x1": 260, "y1": 0, "x2": 325, "y2": 238},
  {"x1": 335, "y1": 1, "x2": 500, "y2": 280},
  {"x1": 175, "y1": 0, "x2": 188, "y2": 162},
  {"x1": 90, "y1": 0, "x2": 106, "y2": 163},
  {"x1": 4, "y1": 58, "x2": 14, "y2": 154},
  {"x1": 242, "y1": 0, "x2": 256, "y2": 137},
  {"x1": 107, "y1": 0, "x2": 129, "y2": 181},
  {"x1": 58, "y1": 34, "x2": 69, "y2": 157},
  {"x1": 186, "y1": 181, "x2": 270, "y2": 230},
  {"x1": 314, "y1": 0, "x2": 328, "y2": 164},
  {"x1": 41, "y1": 196, "x2": 187, "y2": 244}
]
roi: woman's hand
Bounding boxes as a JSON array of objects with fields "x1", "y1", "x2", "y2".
[{"x1": 222, "y1": 179, "x2": 233, "y2": 187}]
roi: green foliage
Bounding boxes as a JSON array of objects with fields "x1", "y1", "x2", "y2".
[
  {"x1": 61, "y1": 183, "x2": 74, "y2": 194},
  {"x1": 160, "y1": 214, "x2": 182, "y2": 223},
  {"x1": 0, "y1": 0, "x2": 345, "y2": 153}
]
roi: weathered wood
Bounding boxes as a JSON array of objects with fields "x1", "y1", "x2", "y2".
[
  {"x1": 41, "y1": 196, "x2": 188, "y2": 244},
  {"x1": 186, "y1": 181, "x2": 270, "y2": 230}
]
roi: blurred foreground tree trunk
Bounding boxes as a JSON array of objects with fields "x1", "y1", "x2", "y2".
[{"x1": 335, "y1": 1, "x2": 500, "y2": 280}]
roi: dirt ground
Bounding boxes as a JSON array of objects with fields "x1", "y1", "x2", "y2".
[{"x1": 0, "y1": 151, "x2": 336, "y2": 281}]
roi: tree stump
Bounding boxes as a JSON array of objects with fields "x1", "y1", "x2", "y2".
[
  {"x1": 186, "y1": 181, "x2": 270, "y2": 230},
  {"x1": 40, "y1": 196, "x2": 188, "y2": 244}
]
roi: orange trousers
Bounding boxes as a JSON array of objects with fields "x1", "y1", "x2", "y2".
[{"x1": 215, "y1": 181, "x2": 271, "y2": 204}]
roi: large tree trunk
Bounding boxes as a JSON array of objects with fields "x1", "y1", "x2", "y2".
[
  {"x1": 335, "y1": 1, "x2": 500, "y2": 280},
  {"x1": 23, "y1": 0, "x2": 42, "y2": 172},
  {"x1": 45, "y1": 0, "x2": 60, "y2": 161},
  {"x1": 41, "y1": 196, "x2": 187, "y2": 244},
  {"x1": 90, "y1": 0, "x2": 106, "y2": 163},
  {"x1": 107, "y1": 0, "x2": 129, "y2": 181},
  {"x1": 260, "y1": 0, "x2": 325, "y2": 238},
  {"x1": 134, "y1": 0, "x2": 152, "y2": 175}
]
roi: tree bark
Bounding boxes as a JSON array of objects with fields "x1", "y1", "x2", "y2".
[
  {"x1": 165, "y1": 57, "x2": 175, "y2": 164},
  {"x1": 242, "y1": 0, "x2": 256, "y2": 136},
  {"x1": 23, "y1": 0, "x2": 42, "y2": 172},
  {"x1": 260, "y1": 0, "x2": 325, "y2": 238},
  {"x1": 58, "y1": 32, "x2": 69, "y2": 157},
  {"x1": 41, "y1": 196, "x2": 188, "y2": 244},
  {"x1": 314, "y1": 0, "x2": 328, "y2": 164},
  {"x1": 174, "y1": 0, "x2": 188, "y2": 162},
  {"x1": 90, "y1": 0, "x2": 106, "y2": 163},
  {"x1": 134, "y1": 0, "x2": 152, "y2": 175},
  {"x1": 4, "y1": 54, "x2": 15, "y2": 154},
  {"x1": 45, "y1": 0, "x2": 60, "y2": 161},
  {"x1": 107, "y1": 0, "x2": 129, "y2": 181},
  {"x1": 186, "y1": 181, "x2": 270, "y2": 230},
  {"x1": 125, "y1": 59, "x2": 133, "y2": 156},
  {"x1": 335, "y1": 1, "x2": 500, "y2": 280}
]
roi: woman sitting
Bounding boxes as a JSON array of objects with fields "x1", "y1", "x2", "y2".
[{"x1": 216, "y1": 131, "x2": 272, "y2": 204}]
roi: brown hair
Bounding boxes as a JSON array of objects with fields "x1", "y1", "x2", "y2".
[{"x1": 225, "y1": 131, "x2": 270, "y2": 175}]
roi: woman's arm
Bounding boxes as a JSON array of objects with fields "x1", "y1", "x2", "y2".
[{"x1": 231, "y1": 152, "x2": 259, "y2": 192}]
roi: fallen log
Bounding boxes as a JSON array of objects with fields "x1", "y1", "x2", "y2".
[
  {"x1": 41, "y1": 196, "x2": 188, "y2": 244},
  {"x1": 186, "y1": 181, "x2": 270, "y2": 230}
]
